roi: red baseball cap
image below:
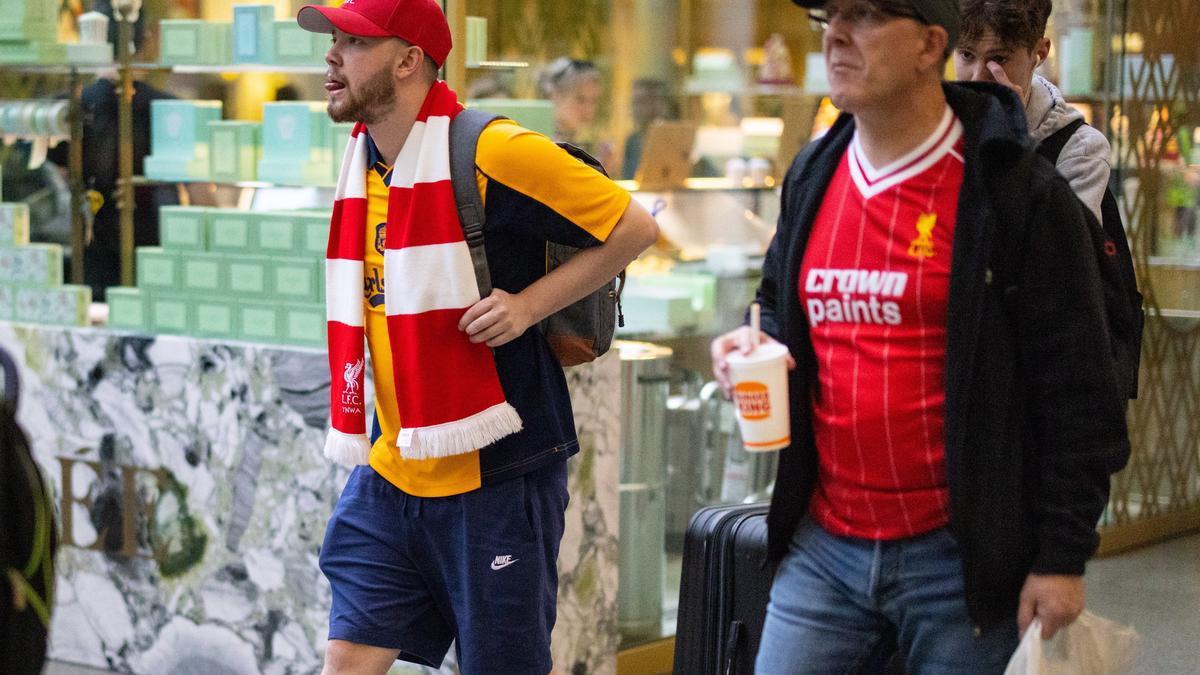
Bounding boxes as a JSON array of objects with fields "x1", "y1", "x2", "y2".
[{"x1": 297, "y1": 0, "x2": 452, "y2": 66}]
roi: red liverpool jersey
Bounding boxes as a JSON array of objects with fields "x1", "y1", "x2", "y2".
[{"x1": 799, "y1": 108, "x2": 965, "y2": 540}]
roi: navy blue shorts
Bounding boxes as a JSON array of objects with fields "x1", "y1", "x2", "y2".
[{"x1": 319, "y1": 459, "x2": 569, "y2": 673}]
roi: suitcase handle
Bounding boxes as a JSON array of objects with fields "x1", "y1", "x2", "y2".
[{"x1": 724, "y1": 620, "x2": 744, "y2": 675}]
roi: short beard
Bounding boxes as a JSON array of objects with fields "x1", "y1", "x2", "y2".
[{"x1": 328, "y1": 62, "x2": 396, "y2": 125}]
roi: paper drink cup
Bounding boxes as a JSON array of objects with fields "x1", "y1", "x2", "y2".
[{"x1": 726, "y1": 341, "x2": 791, "y2": 452}]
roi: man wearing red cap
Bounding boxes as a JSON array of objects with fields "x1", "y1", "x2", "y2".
[
  {"x1": 711, "y1": 0, "x2": 1129, "y2": 672},
  {"x1": 296, "y1": 2, "x2": 657, "y2": 673}
]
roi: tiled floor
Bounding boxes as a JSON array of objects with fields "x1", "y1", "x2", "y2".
[
  {"x1": 44, "y1": 533, "x2": 1200, "y2": 674},
  {"x1": 1085, "y1": 532, "x2": 1200, "y2": 675}
]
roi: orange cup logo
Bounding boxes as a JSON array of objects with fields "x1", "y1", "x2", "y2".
[{"x1": 734, "y1": 381, "x2": 771, "y2": 420}]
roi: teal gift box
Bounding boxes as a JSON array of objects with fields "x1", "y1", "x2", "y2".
[
  {"x1": 208, "y1": 209, "x2": 259, "y2": 254},
  {"x1": 0, "y1": 243, "x2": 63, "y2": 286},
  {"x1": 238, "y1": 302, "x2": 285, "y2": 342},
  {"x1": 159, "y1": 206, "x2": 209, "y2": 251},
  {"x1": 329, "y1": 122, "x2": 356, "y2": 183},
  {"x1": 282, "y1": 303, "x2": 326, "y2": 346},
  {"x1": 271, "y1": 257, "x2": 321, "y2": 302},
  {"x1": 191, "y1": 298, "x2": 238, "y2": 338},
  {"x1": 232, "y1": 4, "x2": 275, "y2": 64},
  {"x1": 0, "y1": 284, "x2": 13, "y2": 320},
  {"x1": 136, "y1": 248, "x2": 182, "y2": 290},
  {"x1": 272, "y1": 210, "x2": 329, "y2": 255},
  {"x1": 300, "y1": 211, "x2": 331, "y2": 255},
  {"x1": 257, "y1": 102, "x2": 332, "y2": 186},
  {"x1": 271, "y1": 20, "x2": 325, "y2": 66},
  {"x1": 0, "y1": 0, "x2": 57, "y2": 43},
  {"x1": 181, "y1": 253, "x2": 226, "y2": 294},
  {"x1": 255, "y1": 212, "x2": 303, "y2": 253},
  {"x1": 145, "y1": 100, "x2": 223, "y2": 181},
  {"x1": 159, "y1": 20, "x2": 231, "y2": 66},
  {"x1": 105, "y1": 287, "x2": 147, "y2": 331},
  {"x1": 468, "y1": 99, "x2": 555, "y2": 138},
  {"x1": 150, "y1": 295, "x2": 190, "y2": 334},
  {"x1": 0, "y1": 41, "x2": 67, "y2": 65},
  {"x1": 15, "y1": 284, "x2": 91, "y2": 326},
  {"x1": 209, "y1": 121, "x2": 261, "y2": 183},
  {"x1": 0, "y1": 202, "x2": 30, "y2": 247},
  {"x1": 225, "y1": 256, "x2": 271, "y2": 295}
]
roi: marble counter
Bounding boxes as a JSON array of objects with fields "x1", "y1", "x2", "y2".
[{"x1": 0, "y1": 322, "x2": 620, "y2": 675}]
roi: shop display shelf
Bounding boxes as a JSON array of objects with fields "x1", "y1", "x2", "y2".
[{"x1": 130, "y1": 176, "x2": 328, "y2": 190}]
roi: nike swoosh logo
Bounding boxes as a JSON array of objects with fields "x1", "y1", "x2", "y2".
[{"x1": 490, "y1": 558, "x2": 519, "y2": 570}]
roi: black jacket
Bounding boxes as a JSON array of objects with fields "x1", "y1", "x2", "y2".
[{"x1": 757, "y1": 82, "x2": 1131, "y2": 632}]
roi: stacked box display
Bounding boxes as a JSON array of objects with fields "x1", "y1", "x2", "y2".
[
  {"x1": 232, "y1": 4, "x2": 276, "y2": 64},
  {"x1": 0, "y1": 202, "x2": 31, "y2": 248},
  {"x1": 111, "y1": 205, "x2": 327, "y2": 345},
  {"x1": 0, "y1": 200, "x2": 86, "y2": 327},
  {"x1": 106, "y1": 287, "x2": 147, "y2": 331}
]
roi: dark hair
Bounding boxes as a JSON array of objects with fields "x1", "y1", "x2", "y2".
[{"x1": 959, "y1": 0, "x2": 1052, "y2": 51}]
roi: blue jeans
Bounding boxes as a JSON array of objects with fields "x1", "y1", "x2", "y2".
[{"x1": 756, "y1": 518, "x2": 1019, "y2": 674}]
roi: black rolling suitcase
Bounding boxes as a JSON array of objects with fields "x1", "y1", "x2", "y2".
[{"x1": 673, "y1": 502, "x2": 777, "y2": 675}]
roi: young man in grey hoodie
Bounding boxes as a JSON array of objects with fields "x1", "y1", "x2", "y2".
[{"x1": 954, "y1": 0, "x2": 1110, "y2": 221}]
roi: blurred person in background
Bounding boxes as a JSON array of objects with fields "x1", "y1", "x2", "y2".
[
  {"x1": 539, "y1": 57, "x2": 615, "y2": 168},
  {"x1": 621, "y1": 77, "x2": 677, "y2": 179},
  {"x1": 954, "y1": 0, "x2": 1110, "y2": 221}
]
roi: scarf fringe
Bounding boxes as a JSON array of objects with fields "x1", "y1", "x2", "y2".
[
  {"x1": 399, "y1": 402, "x2": 524, "y2": 460},
  {"x1": 324, "y1": 428, "x2": 372, "y2": 467}
]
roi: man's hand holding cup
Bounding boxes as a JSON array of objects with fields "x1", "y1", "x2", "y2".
[{"x1": 710, "y1": 304, "x2": 795, "y2": 452}]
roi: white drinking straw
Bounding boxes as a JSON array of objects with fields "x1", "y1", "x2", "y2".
[{"x1": 750, "y1": 302, "x2": 761, "y2": 348}]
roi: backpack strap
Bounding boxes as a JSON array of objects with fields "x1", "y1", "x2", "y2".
[
  {"x1": 449, "y1": 108, "x2": 507, "y2": 301},
  {"x1": 1036, "y1": 118, "x2": 1086, "y2": 165}
]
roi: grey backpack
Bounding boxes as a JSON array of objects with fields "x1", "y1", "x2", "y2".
[{"x1": 449, "y1": 108, "x2": 625, "y2": 367}]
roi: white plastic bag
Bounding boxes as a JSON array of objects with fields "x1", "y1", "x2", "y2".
[{"x1": 1004, "y1": 611, "x2": 1139, "y2": 675}]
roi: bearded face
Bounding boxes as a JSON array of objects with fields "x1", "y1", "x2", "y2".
[{"x1": 327, "y1": 59, "x2": 396, "y2": 125}]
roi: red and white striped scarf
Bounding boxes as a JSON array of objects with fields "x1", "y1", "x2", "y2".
[{"x1": 323, "y1": 81, "x2": 522, "y2": 466}]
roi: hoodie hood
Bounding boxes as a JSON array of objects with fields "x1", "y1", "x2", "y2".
[{"x1": 1025, "y1": 74, "x2": 1084, "y2": 143}]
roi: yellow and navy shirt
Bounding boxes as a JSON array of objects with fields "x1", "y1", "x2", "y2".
[{"x1": 363, "y1": 119, "x2": 631, "y2": 497}]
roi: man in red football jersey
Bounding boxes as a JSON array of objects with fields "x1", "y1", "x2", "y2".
[{"x1": 711, "y1": 1, "x2": 1130, "y2": 672}]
